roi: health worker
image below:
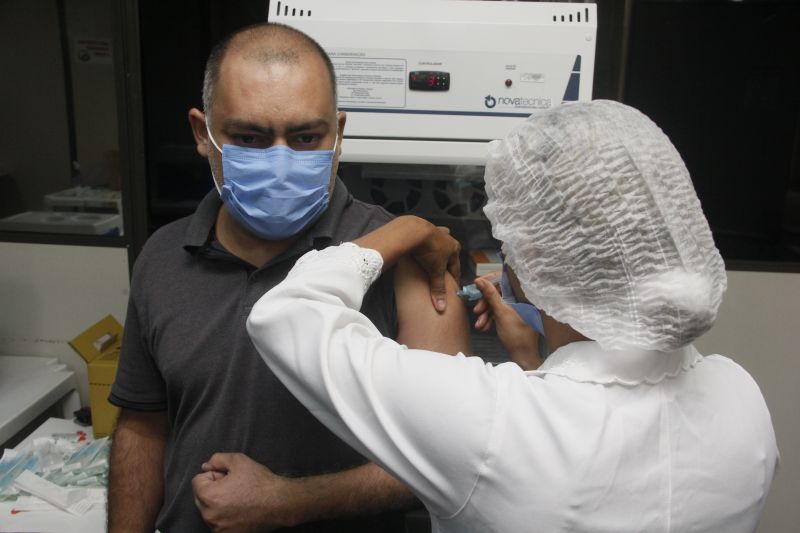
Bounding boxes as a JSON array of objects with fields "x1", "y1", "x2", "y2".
[{"x1": 247, "y1": 100, "x2": 779, "y2": 533}]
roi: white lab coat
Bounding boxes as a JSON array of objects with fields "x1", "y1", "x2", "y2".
[{"x1": 247, "y1": 244, "x2": 778, "y2": 533}]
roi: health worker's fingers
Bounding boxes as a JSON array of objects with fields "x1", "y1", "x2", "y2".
[
  {"x1": 475, "y1": 277, "x2": 505, "y2": 308},
  {"x1": 473, "y1": 297, "x2": 488, "y2": 315},
  {"x1": 447, "y1": 247, "x2": 461, "y2": 284},
  {"x1": 429, "y1": 272, "x2": 448, "y2": 313},
  {"x1": 417, "y1": 225, "x2": 460, "y2": 313},
  {"x1": 474, "y1": 310, "x2": 494, "y2": 332}
]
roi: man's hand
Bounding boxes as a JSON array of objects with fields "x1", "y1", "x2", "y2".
[
  {"x1": 193, "y1": 456, "x2": 415, "y2": 531},
  {"x1": 192, "y1": 453, "x2": 299, "y2": 532},
  {"x1": 474, "y1": 277, "x2": 542, "y2": 370}
]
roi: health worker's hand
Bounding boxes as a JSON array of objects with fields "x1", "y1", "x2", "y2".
[
  {"x1": 473, "y1": 277, "x2": 542, "y2": 370},
  {"x1": 354, "y1": 216, "x2": 460, "y2": 312},
  {"x1": 409, "y1": 223, "x2": 461, "y2": 313},
  {"x1": 192, "y1": 453, "x2": 300, "y2": 532}
]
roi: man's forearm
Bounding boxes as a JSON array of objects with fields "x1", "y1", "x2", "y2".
[
  {"x1": 108, "y1": 409, "x2": 168, "y2": 533},
  {"x1": 286, "y1": 462, "x2": 417, "y2": 526}
]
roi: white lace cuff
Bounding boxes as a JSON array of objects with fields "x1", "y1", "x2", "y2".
[{"x1": 292, "y1": 243, "x2": 384, "y2": 292}]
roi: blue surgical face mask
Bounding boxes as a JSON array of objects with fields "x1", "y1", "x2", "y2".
[{"x1": 206, "y1": 124, "x2": 337, "y2": 240}]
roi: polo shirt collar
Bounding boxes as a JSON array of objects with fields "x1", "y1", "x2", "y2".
[
  {"x1": 183, "y1": 177, "x2": 352, "y2": 252},
  {"x1": 305, "y1": 177, "x2": 351, "y2": 246},
  {"x1": 183, "y1": 188, "x2": 222, "y2": 250},
  {"x1": 529, "y1": 340, "x2": 702, "y2": 386}
]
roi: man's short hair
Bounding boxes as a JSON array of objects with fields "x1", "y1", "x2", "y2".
[{"x1": 202, "y1": 22, "x2": 338, "y2": 116}]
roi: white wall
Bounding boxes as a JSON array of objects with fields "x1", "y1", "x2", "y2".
[
  {"x1": 0, "y1": 242, "x2": 129, "y2": 405},
  {"x1": 695, "y1": 270, "x2": 800, "y2": 533}
]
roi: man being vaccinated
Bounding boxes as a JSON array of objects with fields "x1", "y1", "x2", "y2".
[{"x1": 107, "y1": 22, "x2": 468, "y2": 532}]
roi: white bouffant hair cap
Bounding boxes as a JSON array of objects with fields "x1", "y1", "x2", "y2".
[{"x1": 483, "y1": 100, "x2": 727, "y2": 351}]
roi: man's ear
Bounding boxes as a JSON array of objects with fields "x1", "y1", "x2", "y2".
[
  {"x1": 188, "y1": 108, "x2": 210, "y2": 158},
  {"x1": 336, "y1": 111, "x2": 347, "y2": 157}
]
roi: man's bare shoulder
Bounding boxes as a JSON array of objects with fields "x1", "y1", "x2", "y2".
[{"x1": 393, "y1": 256, "x2": 471, "y2": 355}]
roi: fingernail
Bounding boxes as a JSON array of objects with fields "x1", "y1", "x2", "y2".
[{"x1": 436, "y1": 297, "x2": 446, "y2": 312}]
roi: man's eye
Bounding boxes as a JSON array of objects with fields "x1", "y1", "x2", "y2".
[
  {"x1": 296, "y1": 134, "x2": 318, "y2": 145},
  {"x1": 235, "y1": 135, "x2": 257, "y2": 144}
]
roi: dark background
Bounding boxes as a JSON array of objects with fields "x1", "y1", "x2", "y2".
[{"x1": 133, "y1": 0, "x2": 800, "y2": 268}]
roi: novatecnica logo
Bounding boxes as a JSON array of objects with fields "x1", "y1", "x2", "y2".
[{"x1": 484, "y1": 94, "x2": 551, "y2": 110}]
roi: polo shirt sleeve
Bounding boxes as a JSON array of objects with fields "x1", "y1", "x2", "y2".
[
  {"x1": 247, "y1": 244, "x2": 499, "y2": 519},
  {"x1": 108, "y1": 285, "x2": 167, "y2": 411}
]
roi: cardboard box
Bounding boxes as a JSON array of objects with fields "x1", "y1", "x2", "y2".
[
  {"x1": 469, "y1": 248, "x2": 503, "y2": 277},
  {"x1": 68, "y1": 315, "x2": 122, "y2": 438}
]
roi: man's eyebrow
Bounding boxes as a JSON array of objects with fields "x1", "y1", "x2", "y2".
[
  {"x1": 220, "y1": 118, "x2": 330, "y2": 135},
  {"x1": 285, "y1": 118, "x2": 329, "y2": 134},
  {"x1": 220, "y1": 119, "x2": 273, "y2": 136}
]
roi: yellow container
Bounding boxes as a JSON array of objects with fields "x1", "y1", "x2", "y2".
[{"x1": 68, "y1": 315, "x2": 122, "y2": 438}]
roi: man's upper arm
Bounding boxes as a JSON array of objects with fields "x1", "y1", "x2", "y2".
[
  {"x1": 109, "y1": 285, "x2": 167, "y2": 411},
  {"x1": 393, "y1": 257, "x2": 471, "y2": 354}
]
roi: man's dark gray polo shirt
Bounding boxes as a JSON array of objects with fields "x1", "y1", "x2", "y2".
[{"x1": 110, "y1": 179, "x2": 405, "y2": 533}]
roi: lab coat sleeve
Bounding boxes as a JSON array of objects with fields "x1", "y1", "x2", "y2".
[{"x1": 246, "y1": 244, "x2": 500, "y2": 519}]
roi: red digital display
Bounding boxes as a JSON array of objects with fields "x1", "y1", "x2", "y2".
[{"x1": 409, "y1": 71, "x2": 450, "y2": 92}]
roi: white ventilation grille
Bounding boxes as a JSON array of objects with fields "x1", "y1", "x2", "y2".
[
  {"x1": 274, "y1": 1, "x2": 313, "y2": 18},
  {"x1": 552, "y1": 7, "x2": 591, "y2": 23}
]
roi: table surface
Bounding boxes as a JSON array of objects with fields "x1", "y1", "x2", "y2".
[
  {"x1": 0, "y1": 417, "x2": 105, "y2": 533},
  {"x1": 0, "y1": 356, "x2": 78, "y2": 445}
]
